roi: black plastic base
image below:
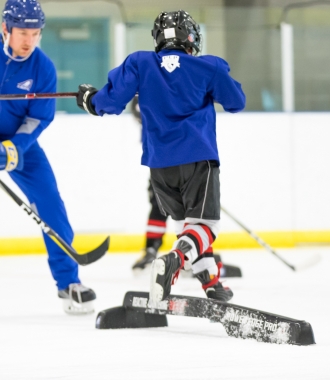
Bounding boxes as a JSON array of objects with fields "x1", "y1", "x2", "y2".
[
  {"x1": 214, "y1": 254, "x2": 242, "y2": 278},
  {"x1": 296, "y1": 321, "x2": 315, "y2": 346},
  {"x1": 95, "y1": 306, "x2": 168, "y2": 329}
]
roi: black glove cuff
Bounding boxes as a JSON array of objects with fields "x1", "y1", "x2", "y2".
[
  {"x1": 77, "y1": 84, "x2": 99, "y2": 116},
  {"x1": 85, "y1": 92, "x2": 98, "y2": 116}
]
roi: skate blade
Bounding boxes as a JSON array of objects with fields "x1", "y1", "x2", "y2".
[
  {"x1": 149, "y1": 259, "x2": 165, "y2": 308},
  {"x1": 62, "y1": 299, "x2": 95, "y2": 315},
  {"x1": 294, "y1": 253, "x2": 322, "y2": 272},
  {"x1": 132, "y1": 265, "x2": 152, "y2": 278}
]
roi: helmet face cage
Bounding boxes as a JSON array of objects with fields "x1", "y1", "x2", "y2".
[
  {"x1": 2, "y1": 0, "x2": 45, "y2": 33},
  {"x1": 152, "y1": 10, "x2": 202, "y2": 56}
]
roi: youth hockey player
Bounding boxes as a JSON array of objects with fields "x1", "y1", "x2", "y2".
[
  {"x1": 77, "y1": 10, "x2": 245, "y2": 306},
  {"x1": 0, "y1": 0, "x2": 96, "y2": 314},
  {"x1": 130, "y1": 96, "x2": 242, "y2": 278}
]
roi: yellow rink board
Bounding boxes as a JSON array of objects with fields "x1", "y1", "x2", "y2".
[{"x1": 0, "y1": 231, "x2": 330, "y2": 255}]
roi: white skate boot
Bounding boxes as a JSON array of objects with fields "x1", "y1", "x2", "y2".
[{"x1": 58, "y1": 283, "x2": 96, "y2": 315}]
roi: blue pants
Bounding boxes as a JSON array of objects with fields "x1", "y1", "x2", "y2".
[{"x1": 9, "y1": 142, "x2": 80, "y2": 290}]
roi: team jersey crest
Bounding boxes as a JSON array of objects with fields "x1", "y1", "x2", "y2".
[
  {"x1": 161, "y1": 55, "x2": 180, "y2": 73},
  {"x1": 17, "y1": 79, "x2": 33, "y2": 91}
]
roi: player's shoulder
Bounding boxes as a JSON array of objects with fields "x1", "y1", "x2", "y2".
[
  {"x1": 198, "y1": 55, "x2": 230, "y2": 71},
  {"x1": 128, "y1": 50, "x2": 156, "y2": 60},
  {"x1": 123, "y1": 51, "x2": 158, "y2": 69}
]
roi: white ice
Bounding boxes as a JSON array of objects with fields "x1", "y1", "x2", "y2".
[{"x1": 0, "y1": 248, "x2": 329, "y2": 380}]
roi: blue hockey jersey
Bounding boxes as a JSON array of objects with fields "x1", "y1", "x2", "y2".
[
  {"x1": 92, "y1": 49, "x2": 245, "y2": 168},
  {"x1": 0, "y1": 42, "x2": 56, "y2": 152}
]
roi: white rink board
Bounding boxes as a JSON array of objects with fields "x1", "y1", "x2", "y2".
[
  {"x1": 0, "y1": 248, "x2": 329, "y2": 380},
  {"x1": 1, "y1": 112, "x2": 330, "y2": 237}
]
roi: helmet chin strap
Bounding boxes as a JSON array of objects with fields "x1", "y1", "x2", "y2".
[{"x1": 2, "y1": 32, "x2": 37, "y2": 62}]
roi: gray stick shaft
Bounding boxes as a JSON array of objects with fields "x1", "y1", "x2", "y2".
[{"x1": 221, "y1": 206, "x2": 296, "y2": 271}]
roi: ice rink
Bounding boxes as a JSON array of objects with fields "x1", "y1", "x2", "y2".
[{"x1": 0, "y1": 248, "x2": 329, "y2": 380}]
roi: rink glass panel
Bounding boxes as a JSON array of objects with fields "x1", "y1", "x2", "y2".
[{"x1": 41, "y1": 18, "x2": 110, "y2": 114}]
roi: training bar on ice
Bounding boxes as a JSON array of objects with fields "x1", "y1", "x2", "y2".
[{"x1": 96, "y1": 291, "x2": 315, "y2": 346}]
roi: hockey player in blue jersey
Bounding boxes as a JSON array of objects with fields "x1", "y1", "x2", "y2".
[
  {"x1": 0, "y1": 0, "x2": 96, "y2": 314},
  {"x1": 77, "y1": 10, "x2": 245, "y2": 306},
  {"x1": 130, "y1": 95, "x2": 243, "y2": 278}
]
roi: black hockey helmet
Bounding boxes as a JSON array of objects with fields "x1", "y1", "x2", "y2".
[{"x1": 151, "y1": 10, "x2": 202, "y2": 56}]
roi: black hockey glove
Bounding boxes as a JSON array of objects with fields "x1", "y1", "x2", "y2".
[{"x1": 77, "y1": 84, "x2": 98, "y2": 116}]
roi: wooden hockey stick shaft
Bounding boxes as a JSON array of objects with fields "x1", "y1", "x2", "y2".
[{"x1": 0, "y1": 92, "x2": 78, "y2": 100}]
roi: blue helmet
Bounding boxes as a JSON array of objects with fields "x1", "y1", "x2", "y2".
[{"x1": 2, "y1": 0, "x2": 45, "y2": 33}]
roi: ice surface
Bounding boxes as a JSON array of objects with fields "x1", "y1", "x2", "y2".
[{"x1": 0, "y1": 248, "x2": 329, "y2": 380}]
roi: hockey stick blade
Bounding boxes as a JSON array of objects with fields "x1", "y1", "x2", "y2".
[
  {"x1": 0, "y1": 92, "x2": 78, "y2": 100},
  {"x1": 47, "y1": 233, "x2": 109, "y2": 266},
  {"x1": 291, "y1": 252, "x2": 322, "y2": 272},
  {"x1": 74, "y1": 236, "x2": 109, "y2": 265},
  {"x1": 121, "y1": 291, "x2": 315, "y2": 346},
  {"x1": 221, "y1": 206, "x2": 321, "y2": 272},
  {"x1": 0, "y1": 179, "x2": 109, "y2": 265}
]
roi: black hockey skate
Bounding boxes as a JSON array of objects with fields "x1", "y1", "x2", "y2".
[
  {"x1": 58, "y1": 283, "x2": 96, "y2": 315},
  {"x1": 132, "y1": 247, "x2": 157, "y2": 270},
  {"x1": 195, "y1": 264, "x2": 233, "y2": 302},
  {"x1": 149, "y1": 250, "x2": 185, "y2": 307}
]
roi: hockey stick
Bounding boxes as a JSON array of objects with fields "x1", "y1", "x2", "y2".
[
  {"x1": 221, "y1": 206, "x2": 321, "y2": 271},
  {"x1": 0, "y1": 92, "x2": 78, "y2": 100},
  {"x1": 0, "y1": 179, "x2": 109, "y2": 265}
]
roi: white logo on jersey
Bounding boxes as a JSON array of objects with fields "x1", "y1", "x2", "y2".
[
  {"x1": 17, "y1": 79, "x2": 33, "y2": 91},
  {"x1": 161, "y1": 55, "x2": 180, "y2": 73}
]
